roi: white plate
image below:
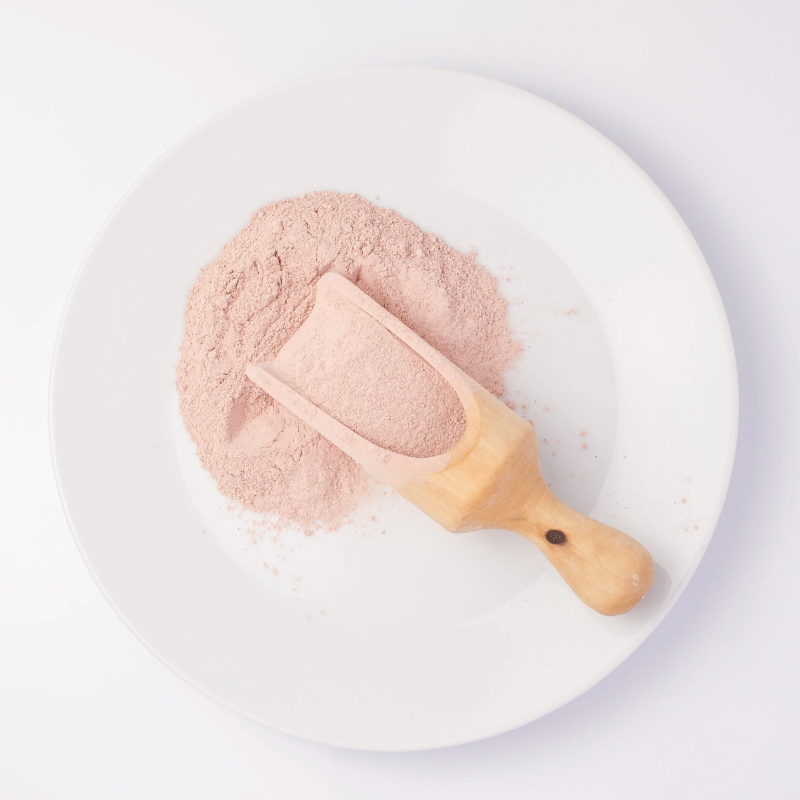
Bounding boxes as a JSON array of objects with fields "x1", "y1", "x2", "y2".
[{"x1": 50, "y1": 68, "x2": 738, "y2": 751}]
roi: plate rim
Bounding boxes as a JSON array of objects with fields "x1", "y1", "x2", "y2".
[{"x1": 49, "y1": 65, "x2": 739, "y2": 751}]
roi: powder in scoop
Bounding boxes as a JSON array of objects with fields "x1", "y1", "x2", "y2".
[
  {"x1": 177, "y1": 191, "x2": 520, "y2": 527},
  {"x1": 269, "y1": 289, "x2": 466, "y2": 458}
]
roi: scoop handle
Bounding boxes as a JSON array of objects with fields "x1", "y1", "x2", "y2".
[{"x1": 504, "y1": 487, "x2": 654, "y2": 615}]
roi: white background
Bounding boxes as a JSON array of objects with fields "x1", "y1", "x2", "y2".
[{"x1": 1, "y1": 1, "x2": 798, "y2": 797}]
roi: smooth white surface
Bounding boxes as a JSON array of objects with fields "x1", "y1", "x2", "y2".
[
  {"x1": 1, "y1": 0, "x2": 797, "y2": 795},
  {"x1": 49, "y1": 67, "x2": 735, "y2": 749}
]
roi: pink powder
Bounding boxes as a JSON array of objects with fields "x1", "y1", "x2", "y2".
[
  {"x1": 177, "y1": 192, "x2": 520, "y2": 527},
  {"x1": 268, "y1": 289, "x2": 466, "y2": 458}
]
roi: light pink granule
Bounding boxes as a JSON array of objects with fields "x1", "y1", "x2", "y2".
[
  {"x1": 268, "y1": 289, "x2": 466, "y2": 458},
  {"x1": 177, "y1": 191, "x2": 521, "y2": 528}
]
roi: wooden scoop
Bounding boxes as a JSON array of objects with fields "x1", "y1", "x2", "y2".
[{"x1": 247, "y1": 273, "x2": 654, "y2": 615}]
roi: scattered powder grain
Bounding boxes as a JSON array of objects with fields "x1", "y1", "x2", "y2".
[{"x1": 177, "y1": 191, "x2": 520, "y2": 527}]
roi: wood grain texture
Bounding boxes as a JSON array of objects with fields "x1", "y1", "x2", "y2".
[
  {"x1": 248, "y1": 273, "x2": 655, "y2": 616},
  {"x1": 400, "y1": 389, "x2": 654, "y2": 615}
]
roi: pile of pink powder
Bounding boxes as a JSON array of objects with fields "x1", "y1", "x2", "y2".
[
  {"x1": 177, "y1": 191, "x2": 520, "y2": 527},
  {"x1": 267, "y1": 287, "x2": 468, "y2": 459}
]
